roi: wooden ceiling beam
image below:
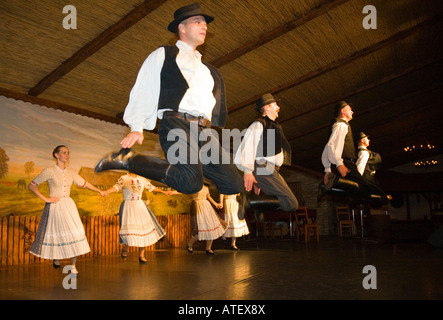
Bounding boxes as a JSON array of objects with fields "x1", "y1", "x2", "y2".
[
  {"x1": 287, "y1": 83, "x2": 442, "y2": 142},
  {"x1": 292, "y1": 100, "x2": 442, "y2": 170},
  {"x1": 28, "y1": 0, "x2": 167, "y2": 97},
  {"x1": 318, "y1": 117, "x2": 442, "y2": 170},
  {"x1": 228, "y1": 16, "x2": 442, "y2": 114},
  {"x1": 211, "y1": 0, "x2": 350, "y2": 68},
  {"x1": 280, "y1": 59, "x2": 443, "y2": 125},
  {"x1": 0, "y1": 87, "x2": 125, "y2": 126}
]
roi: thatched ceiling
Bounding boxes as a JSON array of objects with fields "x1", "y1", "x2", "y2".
[{"x1": 1, "y1": 0, "x2": 442, "y2": 177}]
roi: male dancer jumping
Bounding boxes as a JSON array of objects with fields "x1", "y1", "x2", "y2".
[{"x1": 95, "y1": 3, "x2": 244, "y2": 200}]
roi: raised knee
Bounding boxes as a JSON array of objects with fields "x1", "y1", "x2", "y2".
[
  {"x1": 178, "y1": 181, "x2": 203, "y2": 194},
  {"x1": 283, "y1": 197, "x2": 299, "y2": 212}
]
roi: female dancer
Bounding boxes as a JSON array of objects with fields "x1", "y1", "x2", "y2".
[
  {"x1": 187, "y1": 184, "x2": 227, "y2": 255},
  {"x1": 28, "y1": 145, "x2": 105, "y2": 274},
  {"x1": 104, "y1": 173, "x2": 177, "y2": 263},
  {"x1": 220, "y1": 194, "x2": 250, "y2": 250}
]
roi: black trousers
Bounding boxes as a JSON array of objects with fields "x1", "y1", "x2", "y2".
[
  {"x1": 158, "y1": 116, "x2": 244, "y2": 195},
  {"x1": 253, "y1": 162, "x2": 299, "y2": 212},
  {"x1": 333, "y1": 160, "x2": 387, "y2": 199}
]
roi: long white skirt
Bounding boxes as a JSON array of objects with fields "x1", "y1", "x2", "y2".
[
  {"x1": 30, "y1": 198, "x2": 90, "y2": 260},
  {"x1": 119, "y1": 200, "x2": 165, "y2": 247},
  {"x1": 223, "y1": 198, "x2": 250, "y2": 238},
  {"x1": 194, "y1": 200, "x2": 227, "y2": 241}
]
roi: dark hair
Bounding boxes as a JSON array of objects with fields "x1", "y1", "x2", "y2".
[{"x1": 52, "y1": 145, "x2": 68, "y2": 159}]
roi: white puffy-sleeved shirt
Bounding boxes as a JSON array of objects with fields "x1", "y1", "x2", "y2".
[
  {"x1": 356, "y1": 147, "x2": 370, "y2": 175},
  {"x1": 122, "y1": 40, "x2": 216, "y2": 132},
  {"x1": 113, "y1": 174, "x2": 155, "y2": 201},
  {"x1": 234, "y1": 121, "x2": 284, "y2": 174},
  {"x1": 30, "y1": 166, "x2": 87, "y2": 198},
  {"x1": 321, "y1": 120, "x2": 349, "y2": 173}
]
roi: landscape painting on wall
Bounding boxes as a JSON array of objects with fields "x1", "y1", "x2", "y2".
[{"x1": 0, "y1": 96, "x2": 190, "y2": 217}]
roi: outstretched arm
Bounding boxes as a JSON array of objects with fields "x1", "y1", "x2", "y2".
[
  {"x1": 103, "y1": 185, "x2": 119, "y2": 196},
  {"x1": 218, "y1": 194, "x2": 224, "y2": 209},
  {"x1": 207, "y1": 194, "x2": 223, "y2": 209},
  {"x1": 85, "y1": 182, "x2": 106, "y2": 197},
  {"x1": 152, "y1": 186, "x2": 179, "y2": 196}
]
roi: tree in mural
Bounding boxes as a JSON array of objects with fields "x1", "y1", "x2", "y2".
[
  {"x1": 24, "y1": 161, "x2": 35, "y2": 177},
  {"x1": 0, "y1": 147, "x2": 10, "y2": 179}
]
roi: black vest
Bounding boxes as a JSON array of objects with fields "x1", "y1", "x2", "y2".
[
  {"x1": 334, "y1": 118, "x2": 356, "y2": 160},
  {"x1": 253, "y1": 116, "x2": 292, "y2": 166},
  {"x1": 158, "y1": 45, "x2": 227, "y2": 128},
  {"x1": 360, "y1": 148, "x2": 382, "y2": 176}
]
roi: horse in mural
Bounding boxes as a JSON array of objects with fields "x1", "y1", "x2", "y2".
[{"x1": 17, "y1": 178, "x2": 26, "y2": 190}]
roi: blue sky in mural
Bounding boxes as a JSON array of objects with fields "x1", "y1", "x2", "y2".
[{"x1": 0, "y1": 96, "x2": 131, "y2": 172}]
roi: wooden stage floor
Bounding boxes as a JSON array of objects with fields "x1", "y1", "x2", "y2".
[{"x1": 1, "y1": 236, "x2": 442, "y2": 303}]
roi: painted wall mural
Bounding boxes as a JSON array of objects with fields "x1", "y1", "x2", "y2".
[{"x1": 0, "y1": 96, "x2": 190, "y2": 217}]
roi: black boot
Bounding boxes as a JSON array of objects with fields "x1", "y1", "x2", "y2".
[
  {"x1": 248, "y1": 195, "x2": 280, "y2": 210},
  {"x1": 94, "y1": 148, "x2": 133, "y2": 172},
  {"x1": 325, "y1": 172, "x2": 359, "y2": 194},
  {"x1": 128, "y1": 154, "x2": 170, "y2": 183},
  {"x1": 95, "y1": 149, "x2": 170, "y2": 183},
  {"x1": 237, "y1": 193, "x2": 281, "y2": 220},
  {"x1": 369, "y1": 194, "x2": 389, "y2": 208},
  {"x1": 317, "y1": 183, "x2": 327, "y2": 202},
  {"x1": 335, "y1": 177, "x2": 359, "y2": 193}
]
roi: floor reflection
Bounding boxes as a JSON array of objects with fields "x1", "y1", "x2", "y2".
[{"x1": 1, "y1": 237, "x2": 442, "y2": 300}]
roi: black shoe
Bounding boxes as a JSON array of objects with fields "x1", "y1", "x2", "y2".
[
  {"x1": 231, "y1": 246, "x2": 239, "y2": 251},
  {"x1": 317, "y1": 183, "x2": 327, "y2": 202},
  {"x1": 95, "y1": 148, "x2": 134, "y2": 173},
  {"x1": 139, "y1": 257, "x2": 148, "y2": 264},
  {"x1": 324, "y1": 173, "x2": 337, "y2": 191},
  {"x1": 121, "y1": 248, "x2": 128, "y2": 259},
  {"x1": 370, "y1": 194, "x2": 389, "y2": 207},
  {"x1": 53, "y1": 260, "x2": 60, "y2": 270},
  {"x1": 206, "y1": 250, "x2": 215, "y2": 255},
  {"x1": 187, "y1": 245, "x2": 194, "y2": 254}
]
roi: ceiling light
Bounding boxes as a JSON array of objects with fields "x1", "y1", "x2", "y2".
[
  {"x1": 414, "y1": 160, "x2": 438, "y2": 169},
  {"x1": 404, "y1": 143, "x2": 438, "y2": 169},
  {"x1": 404, "y1": 144, "x2": 435, "y2": 152}
]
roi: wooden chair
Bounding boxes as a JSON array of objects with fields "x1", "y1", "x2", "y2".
[
  {"x1": 295, "y1": 207, "x2": 319, "y2": 243},
  {"x1": 263, "y1": 210, "x2": 290, "y2": 239},
  {"x1": 336, "y1": 206, "x2": 354, "y2": 236},
  {"x1": 265, "y1": 221, "x2": 284, "y2": 239}
]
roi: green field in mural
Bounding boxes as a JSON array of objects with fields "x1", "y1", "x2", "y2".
[
  {"x1": 0, "y1": 97, "x2": 191, "y2": 217},
  {"x1": 1, "y1": 171, "x2": 190, "y2": 217}
]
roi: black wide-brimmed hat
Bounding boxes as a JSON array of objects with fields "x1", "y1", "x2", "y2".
[
  {"x1": 255, "y1": 93, "x2": 279, "y2": 111},
  {"x1": 359, "y1": 132, "x2": 369, "y2": 140},
  {"x1": 167, "y1": 3, "x2": 214, "y2": 33},
  {"x1": 334, "y1": 100, "x2": 353, "y2": 117}
]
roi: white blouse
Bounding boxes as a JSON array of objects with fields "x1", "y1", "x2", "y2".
[
  {"x1": 30, "y1": 166, "x2": 86, "y2": 198},
  {"x1": 113, "y1": 174, "x2": 155, "y2": 201}
]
